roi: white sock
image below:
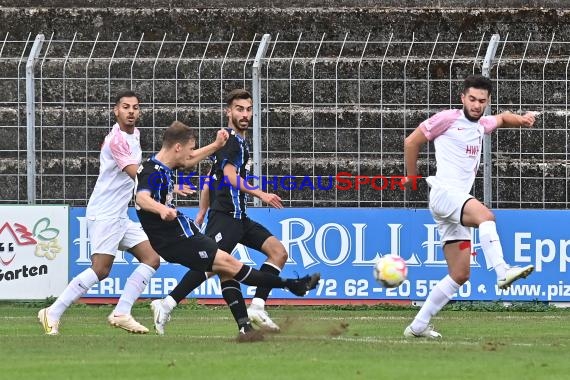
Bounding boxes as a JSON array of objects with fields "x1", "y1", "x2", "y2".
[
  {"x1": 251, "y1": 297, "x2": 265, "y2": 309},
  {"x1": 113, "y1": 263, "x2": 155, "y2": 316},
  {"x1": 163, "y1": 295, "x2": 177, "y2": 312},
  {"x1": 410, "y1": 275, "x2": 460, "y2": 333},
  {"x1": 479, "y1": 221, "x2": 508, "y2": 279},
  {"x1": 49, "y1": 268, "x2": 99, "y2": 320}
]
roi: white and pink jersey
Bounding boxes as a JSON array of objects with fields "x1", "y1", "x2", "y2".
[
  {"x1": 420, "y1": 109, "x2": 498, "y2": 193},
  {"x1": 86, "y1": 123, "x2": 142, "y2": 220}
]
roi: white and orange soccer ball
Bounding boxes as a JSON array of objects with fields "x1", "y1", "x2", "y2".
[{"x1": 373, "y1": 254, "x2": 408, "y2": 288}]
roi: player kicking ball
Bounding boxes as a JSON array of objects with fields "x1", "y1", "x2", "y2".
[
  {"x1": 135, "y1": 121, "x2": 320, "y2": 341},
  {"x1": 151, "y1": 89, "x2": 291, "y2": 336}
]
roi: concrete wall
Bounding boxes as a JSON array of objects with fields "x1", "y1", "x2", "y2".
[
  {"x1": 1, "y1": 1, "x2": 570, "y2": 40},
  {"x1": 1, "y1": 2, "x2": 568, "y2": 207}
]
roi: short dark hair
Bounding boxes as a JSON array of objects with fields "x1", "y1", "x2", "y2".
[
  {"x1": 463, "y1": 75, "x2": 492, "y2": 95},
  {"x1": 114, "y1": 90, "x2": 141, "y2": 105},
  {"x1": 225, "y1": 88, "x2": 252, "y2": 106},
  {"x1": 162, "y1": 121, "x2": 197, "y2": 148}
]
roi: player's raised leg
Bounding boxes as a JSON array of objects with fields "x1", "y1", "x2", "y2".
[
  {"x1": 211, "y1": 249, "x2": 319, "y2": 297},
  {"x1": 462, "y1": 199, "x2": 534, "y2": 289}
]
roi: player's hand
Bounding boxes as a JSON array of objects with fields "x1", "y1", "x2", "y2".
[
  {"x1": 160, "y1": 207, "x2": 177, "y2": 221},
  {"x1": 215, "y1": 129, "x2": 229, "y2": 148},
  {"x1": 402, "y1": 175, "x2": 421, "y2": 190},
  {"x1": 260, "y1": 192, "x2": 283, "y2": 209},
  {"x1": 195, "y1": 210, "x2": 206, "y2": 227},
  {"x1": 520, "y1": 111, "x2": 538, "y2": 128},
  {"x1": 173, "y1": 184, "x2": 196, "y2": 197}
]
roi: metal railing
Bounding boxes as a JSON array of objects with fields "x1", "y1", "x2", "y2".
[{"x1": 1, "y1": 32, "x2": 568, "y2": 209}]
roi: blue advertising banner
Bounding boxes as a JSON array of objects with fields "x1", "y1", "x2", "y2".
[{"x1": 69, "y1": 207, "x2": 570, "y2": 302}]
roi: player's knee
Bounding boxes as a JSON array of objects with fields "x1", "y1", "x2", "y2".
[
  {"x1": 91, "y1": 254, "x2": 113, "y2": 280},
  {"x1": 264, "y1": 238, "x2": 288, "y2": 265},
  {"x1": 452, "y1": 271, "x2": 470, "y2": 285},
  {"x1": 213, "y1": 250, "x2": 240, "y2": 275},
  {"x1": 270, "y1": 247, "x2": 288, "y2": 266},
  {"x1": 93, "y1": 266, "x2": 111, "y2": 281},
  {"x1": 480, "y1": 209, "x2": 495, "y2": 222},
  {"x1": 143, "y1": 254, "x2": 160, "y2": 270}
]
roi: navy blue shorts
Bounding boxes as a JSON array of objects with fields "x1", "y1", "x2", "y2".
[
  {"x1": 205, "y1": 210, "x2": 272, "y2": 253},
  {"x1": 158, "y1": 232, "x2": 218, "y2": 272}
]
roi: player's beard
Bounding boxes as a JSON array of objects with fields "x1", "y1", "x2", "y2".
[
  {"x1": 463, "y1": 107, "x2": 483, "y2": 122},
  {"x1": 232, "y1": 115, "x2": 250, "y2": 132}
]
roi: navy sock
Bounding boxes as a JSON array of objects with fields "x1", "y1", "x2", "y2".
[
  {"x1": 221, "y1": 279, "x2": 250, "y2": 330},
  {"x1": 169, "y1": 270, "x2": 207, "y2": 303},
  {"x1": 234, "y1": 264, "x2": 285, "y2": 288},
  {"x1": 253, "y1": 263, "x2": 281, "y2": 301}
]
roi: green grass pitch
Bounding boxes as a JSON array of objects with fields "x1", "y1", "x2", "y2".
[{"x1": 2, "y1": 302, "x2": 569, "y2": 380}]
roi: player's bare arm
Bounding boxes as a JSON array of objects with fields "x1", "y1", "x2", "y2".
[
  {"x1": 222, "y1": 163, "x2": 284, "y2": 209},
  {"x1": 195, "y1": 178, "x2": 210, "y2": 226},
  {"x1": 403, "y1": 127, "x2": 429, "y2": 187},
  {"x1": 183, "y1": 129, "x2": 229, "y2": 169},
  {"x1": 135, "y1": 191, "x2": 177, "y2": 221},
  {"x1": 122, "y1": 164, "x2": 139, "y2": 179},
  {"x1": 494, "y1": 111, "x2": 536, "y2": 128}
]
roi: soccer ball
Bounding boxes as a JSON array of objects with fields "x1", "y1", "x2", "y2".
[{"x1": 373, "y1": 255, "x2": 408, "y2": 288}]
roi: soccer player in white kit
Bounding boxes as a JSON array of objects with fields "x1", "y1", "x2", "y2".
[
  {"x1": 38, "y1": 90, "x2": 161, "y2": 335},
  {"x1": 402, "y1": 75, "x2": 536, "y2": 338}
]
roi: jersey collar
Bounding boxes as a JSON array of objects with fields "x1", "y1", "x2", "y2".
[{"x1": 150, "y1": 155, "x2": 174, "y2": 174}]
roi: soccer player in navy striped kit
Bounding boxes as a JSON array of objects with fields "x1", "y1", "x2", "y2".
[
  {"x1": 150, "y1": 89, "x2": 292, "y2": 336},
  {"x1": 136, "y1": 120, "x2": 319, "y2": 341}
]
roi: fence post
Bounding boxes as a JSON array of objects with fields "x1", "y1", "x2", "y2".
[
  {"x1": 252, "y1": 34, "x2": 271, "y2": 206},
  {"x1": 26, "y1": 33, "x2": 45, "y2": 204},
  {"x1": 482, "y1": 34, "x2": 500, "y2": 207}
]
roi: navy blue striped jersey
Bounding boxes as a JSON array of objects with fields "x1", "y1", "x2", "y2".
[
  {"x1": 209, "y1": 128, "x2": 250, "y2": 219},
  {"x1": 135, "y1": 155, "x2": 197, "y2": 250}
]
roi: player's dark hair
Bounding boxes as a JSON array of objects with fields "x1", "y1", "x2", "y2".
[
  {"x1": 225, "y1": 88, "x2": 252, "y2": 106},
  {"x1": 162, "y1": 121, "x2": 197, "y2": 148},
  {"x1": 463, "y1": 75, "x2": 492, "y2": 95},
  {"x1": 114, "y1": 89, "x2": 141, "y2": 105}
]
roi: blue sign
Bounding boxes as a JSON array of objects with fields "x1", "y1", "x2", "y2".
[{"x1": 68, "y1": 207, "x2": 570, "y2": 302}]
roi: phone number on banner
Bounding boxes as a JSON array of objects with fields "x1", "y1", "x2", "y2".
[{"x1": 314, "y1": 278, "x2": 473, "y2": 299}]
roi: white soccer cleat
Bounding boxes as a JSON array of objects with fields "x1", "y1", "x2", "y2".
[
  {"x1": 404, "y1": 324, "x2": 442, "y2": 339},
  {"x1": 38, "y1": 308, "x2": 59, "y2": 335},
  {"x1": 498, "y1": 265, "x2": 534, "y2": 290},
  {"x1": 247, "y1": 305, "x2": 280, "y2": 332},
  {"x1": 107, "y1": 313, "x2": 149, "y2": 334},
  {"x1": 150, "y1": 299, "x2": 171, "y2": 336}
]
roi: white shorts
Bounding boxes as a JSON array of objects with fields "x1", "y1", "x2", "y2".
[
  {"x1": 87, "y1": 218, "x2": 148, "y2": 256},
  {"x1": 428, "y1": 185, "x2": 473, "y2": 243}
]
